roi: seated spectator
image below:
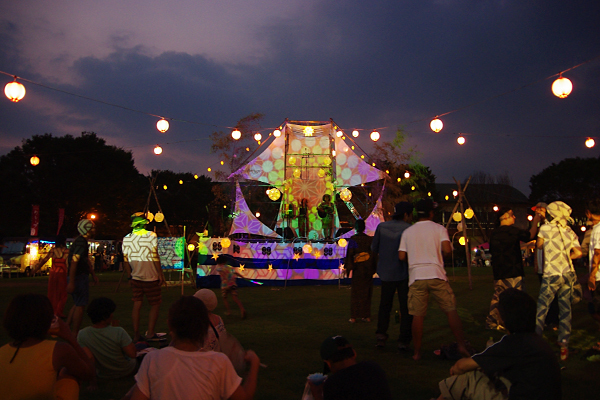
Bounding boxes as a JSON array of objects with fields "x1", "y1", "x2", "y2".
[
  {"x1": 194, "y1": 289, "x2": 227, "y2": 351},
  {"x1": 129, "y1": 295, "x2": 260, "y2": 400},
  {"x1": 0, "y1": 293, "x2": 94, "y2": 400},
  {"x1": 308, "y1": 335, "x2": 392, "y2": 400},
  {"x1": 77, "y1": 297, "x2": 138, "y2": 380},
  {"x1": 435, "y1": 289, "x2": 561, "y2": 400}
]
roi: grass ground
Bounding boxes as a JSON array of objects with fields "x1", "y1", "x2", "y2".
[{"x1": 1, "y1": 266, "x2": 599, "y2": 400}]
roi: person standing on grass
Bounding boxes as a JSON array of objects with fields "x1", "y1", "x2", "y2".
[
  {"x1": 398, "y1": 199, "x2": 469, "y2": 361},
  {"x1": 345, "y1": 219, "x2": 376, "y2": 323},
  {"x1": 128, "y1": 296, "x2": 261, "y2": 400},
  {"x1": 67, "y1": 219, "x2": 98, "y2": 335},
  {"x1": 371, "y1": 201, "x2": 414, "y2": 349},
  {"x1": 486, "y1": 207, "x2": 542, "y2": 330},
  {"x1": 123, "y1": 213, "x2": 166, "y2": 342},
  {"x1": 535, "y1": 201, "x2": 582, "y2": 355},
  {"x1": 31, "y1": 234, "x2": 69, "y2": 318},
  {"x1": 216, "y1": 255, "x2": 247, "y2": 319}
]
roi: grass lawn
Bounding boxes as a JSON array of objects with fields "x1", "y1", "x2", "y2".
[{"x1": 1, "y1": 266, "x2": 599, "y2": 399}]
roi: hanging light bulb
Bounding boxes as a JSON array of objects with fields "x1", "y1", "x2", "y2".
[
  {"x1": 156, "y1": 118, "x2": 169, "y2": 133},
  {"x1": 336, "y1": 130, "x2": 343, "y2": 137},
  {"x1": 552, "y1": 74, "x2": 573, "y2": 98},
  {"x1": 187, "y1": 243, "x2": 196, "y2": 251},
  {"x1": 254, "y1": 133, "x2": 262, "y2": 141},
  {"x1": 231, "y1": 129, "x2": 241, "y2": 140},
  {"x1": 453, "y1": 190, "x2": 458, "y2": 197},
  {"x1": 302, "y1": 243, "x2": 313, "y2": 254},
  {"x1": 340, "y1": 188, "x2": 352, "y2": 201},
  {"x1": 430, "y1": 117, "x2": 443, "y2": 132},
  {"x1": 194, "y1": 174, "x2": 198, "y2": 179},
  {"x1": 304, "y1": 126, "x2": 314, "y2": 136},
  {"x1": 404, "y1": 171, "x2": 410, "y2": 178},
  {"x1": 331, "y1": 150, "x2": 336, "y2": 156},
  {"x1": 163, "y1": 185, "x2": 168, "y2": 190},
  {"x1": 179, "y1": 180, "x2": 183, "y2": 184},
  {"x1": 370, "y1": 131, "x2": 380, "y2": 141},
  {"x1": 493, "y1": 205, "x2": 499, "y2": 212},
  {"x1": 4, "y1": 78, "x2": 26, "y2": 102},
  {"x1": 221, "y1": 237, "x2": 231, "y2": 248},
  {"x1": 457, "y1": 136, "x2": 466, "y2": 145},
  {"x1": 273, "y1": 129, "x2": 282, "y2": 137},
  {"x1": 154, "y1": 145, "x2": 163, "y2": 155},
  {"x1": 585, "y1": 138, "x2": 595, "y2": 148},
  {"x1": 288, "y1": 156, "x2": 297, "y2": 165},
  {"x1": 352, "y1": 130, "x2": 359, "y2": 137},
  {"x1": 30, "y1": 155, "x2": 40, "y2": 166}
]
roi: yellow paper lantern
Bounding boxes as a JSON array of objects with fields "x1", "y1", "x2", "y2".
[
  {"x1": 187, "y1": 244, "x2": 195, "y2": 251},
  {"x1": 323, "y1": 156, "x2": 332, "y2": 166},
  {"x1": 453, "y1": 212, "x2": 462, "y2": 222},
  {"x1": 221, "y1": 238, "x2": 231, "y2": 248},
  {"x1": 231, "y1": 129, "x2": 241, "y2": 140},
  {"x1": 4, "y1": 80, "x2": 26, "y2": 102},
  {"x1": 302, "y1": 243, "x2": 313, "y2": 254},
  {"x1": 370, "y1": 131, "x2": 380, "y2": 141},
  {"x1": 458, "y1": 236, "x2": 466, "y2": 246},
  {"x1": 30, "y1": 155, "x2": 40, "y2": 166},
  {"x1": 317, "y1": 169, "x2": 326, "y2": 178},
  {"x1": 288, "y1": 156, "x2": 297, "y2": 165},
  {"x1": 156, "y1": 118, "x2": 169, "y2": 133},
  {"x1": 155, "y1": 212, "x2": 164, "y2": 222},
  {"x1": 552, "y1": 76, "x2": 572, "y2": 98},
  {"x1": 338, "y1": 238, "x2": 347, "y2": 248},
  {"x1": 267, "y1": 188, "x2": 281, "y2": 201},
  {"x1": 340, "y1": 188, "x2": 352, "y2": 201},
  {"x1": 145, "y1": 212, "x2": 154, "y2": 222},
  {"x1": 293, "y1": 169, "x2": 301, "y2": 178},
  {"x1": 464, "y1": 208, "x2": 474, "y2": 219},
  {"x1": 430, "y1": 118, "x2": 443, "y2": 133}
]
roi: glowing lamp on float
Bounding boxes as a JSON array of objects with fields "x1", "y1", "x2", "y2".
[
  {"x1": 256, "y1": 211, "x2": 261, "y2": 218},
  {"x1": 156, "y1": 118, "x2": 169, "y2": 133},
  {"x1": 288, "y1": 156, "x2": 297, "y2": 165},
  {"x1": 4, "y1": 79, "x2": 26, "y2": 102},
  {"x1": 187, "y1": 244, "x2": 195, "y2": 251},
  {"x1": 293, "y1": 169, "x2": 301, "y2": 178},
  {"x1": 370, "y1": 131, "x2": 380, "y2": 141},
  {"x1": 221, "y1": 238, "x2": 231, "y2": 248},
  {"x1": 30, "y1": 155, "x2": 40, "y2": 166},
  {"x1": 585, "y1": 138, "x2": 595, "y2": 148},
  {"x1": 155, "y1": 212, "x2": 164, "y2": 222},
  {"x1": 464, "y1": 208, "x2": 474, "y2": 219},
  {"x1": 323, "y1": 156, "x2": 332, "y2": 166},
  {"x1": 340, "y1": 188, "x2": 352, "y2": 202},
  {"x1": 267, "y1": 188, "x2": 281, "y2": 201},
  {"x1": 153, "y1": 145, "x2": 163, "y2": 155},
  {"x1": 336, "y1": 130, "x2": 343, "y2": 137},
  {"x1": 273, "y1": 129, "x2": 282, "y2": 137},
  {"x1": 352, "y1": 130, "x2": 359, "y2": 137},
  {"x1": 304, "y1": 126, "x2": 314, "y2": 136},
  {"x1": 302, "y1": 243, "x2": 313, "y2": 254},
  {"x1": 317, "y1": 169, "x2": 326, "y2": 178},
  {"x1": 458, "y1": 236, "x2": 466, "y2": 246},
  {"x1": 552, "y1": 75, "x2": 572, "y2": 98},
  {"x1": 254, "y1": 133, "x2": 262, "y2": 142},
  {"x1": 338, "y1": 238, "x2": 348, "y2": 248},
  {"x1": 231, "y1": 129, "x2": 241, "y2": 140},
  {"x1": 430, "y1": 118, "x2": 443, "y2": 133},
  {"x1": 457, "y1": 136, "x2": 466, "y2": 145}
]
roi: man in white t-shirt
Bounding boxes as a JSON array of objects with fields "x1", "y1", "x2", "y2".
[
  {"x1": 398, "y1": 199, "x2": 468, "y2": 361},
  {"x1": 535, "y1": 201, "x2": 582, "y2": 353},
  {"x1": 586, "y1": 199, "x2": 600, "y2": 325}
]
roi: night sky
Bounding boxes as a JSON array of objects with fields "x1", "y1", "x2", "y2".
[{"x1": 1, "y1": 0, "x2": 599, "y2": 195}]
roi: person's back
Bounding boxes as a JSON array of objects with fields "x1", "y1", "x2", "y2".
[
  {"x1": 401, "y1": 220, "x2": 448, "y2": 284},
  {"x1": 323, "y1": 360, "x2": 391, "y2": 400},
  {"x1": 489, "y1": 225, "x2": 530, "y2": 280}
]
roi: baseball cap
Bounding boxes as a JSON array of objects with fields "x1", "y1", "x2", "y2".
[
  {"x1": 193, "y1": 289, "x2": 218, "y2": 311},
  {"x1": 415, "y1": 198, "x2": 436, "y2": 215},
  {"x1": 320, "y1": 335, "x2": 352, "y2": 360}
]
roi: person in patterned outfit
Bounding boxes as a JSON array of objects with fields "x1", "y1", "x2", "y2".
[
  {"x1": 123, "y1": 213, "x2": 165, "y2": 342},
  {"x1": 535, "y1": 201, "x2": 582, "y2": 354},
  {"x1": 486, "y1": 208, "x2": 542, "y2": 330}
]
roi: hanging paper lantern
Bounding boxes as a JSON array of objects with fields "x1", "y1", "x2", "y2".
[
  {"x1": 370, "y1": 131, "x2": 380, "y2": 141},
  {"x1": 338, "y1": 238, "x2": 348, "y2": 248},
  {"x1": 179, "y1": 180, "x2": 183, "y2": 184},
  {"x1": 273, "y1": 129, "x2": 282, "y2": 137},
  {"x1": 194, "y1": 174, "x2": 198, "y2": 179},
  {"x1": 453, "y1": 212, "x2": 462, "y2": 222},
  {"x1": 404, "y1": 171, "x2": 410, "y2": 178},
  {"x1": 336, "y1": 130, "x2": 343, "y2": 137},
  {"x1": 585, "y1": 138, "x2": 595, "y2": 148},
  {"x1": 221, "y1": 238, "x2": 231, "y2": 248},
  {"x1": 302, "y1": 243, "x2": 313, "y2": 254},
  {"x1": 156, "y1": 118, "x2": 169, "y2": 133},
  {"x1": 352, "y1": 130, "x2": 359, "y2": 137},
  {"x1": 493, "y1": 205, "x2": 499, "y2": 212},
  {"x1": 267, "y1": 188, "x2": 281, "y2": 201},
  {"x1": 340, "y1": 188, "x2": 352, "y2": 201},
  {"x1": 155, "y1": 212, "x2": 164, "y2": 222},
  {"x1": 4, "y1": 80, "x2": 26, "y2": 102},
  {"x1": 231, "y1": 129, "x2": 241, "y2": 140},
  {"x1": 288, "y1": 156, "x2": 297, "y2": 165},
  {"x1": 254, "y1": 133, "x2": 262, "y2": 141},
  {"x1": 153, "y1": 145, "x2": 163, "y2": 155},
  {"x1": 30, "y1": 155, "x2": 40, "y2": 166},
  {"x1": 552, "y1": 76, "x2": 572, "y2": 98},
  {"x1": 187, "y1": 244, "x2": 195, "y2": 251},
  {"x1": 457, "y1": 136, "x2": 466, "y2": 145},
  {"x1": 452, "y1": 190, "x2": 458, "y2": 197},
  {"x1": 430, "y1": 118, "x2": 443, "y2": 132},
  {"x1": 145, "y1": 212, "x2": 154, "y2": 222},
  {"x1": 458, "y1": 236, "x2": 466, "y2": 246},
  {"x1": 464, "y1": 208, "x2": 474, "y2": 219},
  {"x1": 163, "y1": 185, "x2": 167, "y2": 190}
]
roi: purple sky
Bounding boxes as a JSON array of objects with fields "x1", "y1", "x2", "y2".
[{"x1": 1, "y1": 0, "x2": 599, "y2": 195}]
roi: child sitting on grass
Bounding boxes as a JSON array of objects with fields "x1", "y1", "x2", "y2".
[
  {"x1": 194, "y1": 289, "x2": 227, "y2": 351},
  {"x1": 77, "y1": 297, "x2": 138, "y2": 382},
  {"x1": 215, "y1": 255, "x2": 247, "y2": 319}
]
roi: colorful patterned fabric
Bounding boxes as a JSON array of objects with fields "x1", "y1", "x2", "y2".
[
  {"x1": 538, "y1": 224, "x2": 579, "y2": 276},
  {"x1": 486, "y1": 277, "x2": 523, "y2": 329},
  {"x1": 536, "y1": 272, "x2": 576, "y2": 343}
]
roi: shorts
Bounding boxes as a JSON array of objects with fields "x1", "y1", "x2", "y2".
[
  {"x1": 439, "y1": 370, "x2": 510, "y2": 400},
  {"x1": 221, "y1": 285, "x2": 237, "y2": 298},
  {"x1": 130, "y1": 279, "x2": 162, "y2": 305},
  {"x1": 408, "y1": 278, "x2": 456, "y2": 316},
  {"x1": 69, "y1": 274, "x2": 89, "y2": 307}
]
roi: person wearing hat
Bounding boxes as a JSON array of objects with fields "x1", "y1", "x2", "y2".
[
  {"x1": 486, "y1": 206, "x2": 543, "y2": 330},
  {"x1": 345, "y1": 219, "x2": 376, "y2": 323},
  {"x1": 123, "y1": 213, "x2": 165, "y2": 342},
  {"x1": 194, "y1": 289, "x2": 227, "y2": 351},
  {"x1": 371, "y1": 201, "x2": 414, "y2": 349},
  {"x1": 535, "y1": 201, "x2": 582, "y2": 354},
  {"x1": 67, "y1": 219, "x2": 98, "y2": 335},
  {"x1": 308, "y1": 335, "x2": 392, "y2": 400},
  {"x1": 399, "y1": 198, "x2": 469, "y2": 361}
]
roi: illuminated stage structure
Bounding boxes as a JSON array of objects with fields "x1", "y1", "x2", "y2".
[{"x1": 196, "y1": 120, "x2": 388, "y2": 285}]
